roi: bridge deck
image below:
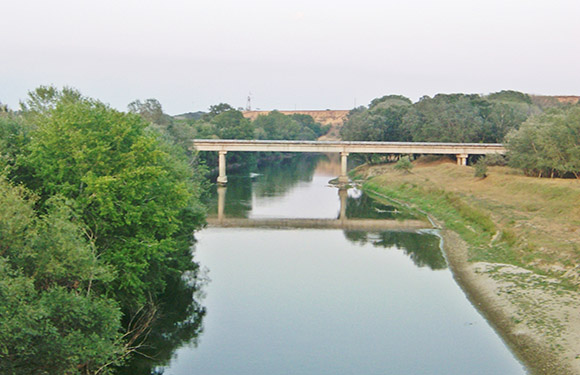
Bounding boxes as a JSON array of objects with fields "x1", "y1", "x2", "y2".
[{"x1": 193, "y1": 139, "x2": 506, "y2": 155}]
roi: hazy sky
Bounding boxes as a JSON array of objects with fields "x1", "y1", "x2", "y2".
[{"x1": 1, "y1": 0, "x2": 579, "y2": 114}]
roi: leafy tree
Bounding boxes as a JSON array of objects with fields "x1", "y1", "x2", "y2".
[
  {"x1": 404, "y1": 94, "x2": 486, "y2": 143},
  {"x1": 21, "y1": 90, "x2": 205, "y2": 310},
  {"x1": 254, "y1": 111, "x2": 316, "y2": 140},
  {"x1": 201, "y1": 103, "x2": 236, "y2": 121},
  {"x1": 487, "y1": 90, "x2": 533, "y2": 104},
  {"x1": 212, "y1": 109, "x2": 254, "y2": 139},
  {"x1": 507, "y1": 106, "x2": 580, "y2": 178},
  {"x1": 369, "y1": 94, "x2": 412, "y2": 109},
  {"x1": 0, "y1": 177, "x2": 123, "y2": 374},
  {"x1": 290, "y1": 113, "x2": 330, "y2": 138},
  {"x1": 341, "y1": 96, "x2": 412, "y2": 142},
  {"x1": 0, "y1": 114, "x2": 31, "y2": 175},
  {"x1": 128, "y1": 98, "x2": 172, "y2": 128}
]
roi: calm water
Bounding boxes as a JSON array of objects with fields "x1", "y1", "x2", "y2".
[{"x1": 156, "y1": 155, "x2": 526, "y2": 374}]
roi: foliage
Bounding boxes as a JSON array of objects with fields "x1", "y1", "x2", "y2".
[
  {"x1": 482, "y1": 153, "x2": 507, "y2": 166},
  {"x1": 128, "y1": 99, "x2": 172, "y2": 128},
  {"x1": 341, "y1": 91, "x2": 534, "y2": 144},
  {"x1": 394, "y1": 156, "x2": 413, "y2": 172},
  {"x1": 289, "y1": 113, "x2": 330, "y2": 138},
  {"x1": 507, "y1": 106, "x2": 580, "y2": 178},
  {"x1": 0, "y1": 113, "x2": 32, "y2": 175},
  {"x1": 341, "y1": 95, "x2": 412, "y2": 142},
  {"x1": 474, "y1": 160, "x2": 488, "y2": 178},
  {"x1": 486, "y1": 90, "x2": 532, "y2": 104},
  {"x1": 403, "y1": 94, "x2": 481, "y2": 142},
  {"x1": 1, "y1": 87, "x2": 209, "y2": 373},
  {"x1": 0, "y1": 177, "x2": 123, "y2": 374},
  {"x1": 20, "y1": 89, "x2": 205, "y2": 310},
  {"x1": 254, "y1": 111, "x2": 316, "y2": 140}
]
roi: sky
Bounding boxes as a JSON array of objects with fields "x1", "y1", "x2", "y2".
[{"x1": 1, "y1": 0, "x2": 579, "y2": 115}]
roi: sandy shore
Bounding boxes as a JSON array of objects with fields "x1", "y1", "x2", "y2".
[{"x1": 440, "y1": 228, "x2": 580, "y2": 375}]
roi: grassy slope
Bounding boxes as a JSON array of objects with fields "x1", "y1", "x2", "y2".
[{"x1": 356, "y1": 158, "x2": 580, "y2": 288}]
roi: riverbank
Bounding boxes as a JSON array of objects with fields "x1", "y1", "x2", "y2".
[{"x1": 354, "y1": 158, "x2": 580, "y2": 375}]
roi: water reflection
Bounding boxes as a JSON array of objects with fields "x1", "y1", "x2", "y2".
[
  {"x1": 209, "y1": 153, "x2": 422, "y2": 225},
  {"x1": 116, "y1": 275, "x2": 206, "y2": 375},
  {"x1": 343, "y1": 230, "x2": 447, "y2": 270},
  {"x1": 127, "y1": 154, "x2": 525, "y2": 375}
]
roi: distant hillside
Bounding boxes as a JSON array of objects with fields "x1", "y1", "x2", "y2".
[{"x1": 243, "y1": 110, "x2": 349, "y2": 140}]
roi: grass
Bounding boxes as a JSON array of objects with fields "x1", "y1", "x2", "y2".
[{"x1": 356, "y1": 160, "x2": 580, "y2": 289}]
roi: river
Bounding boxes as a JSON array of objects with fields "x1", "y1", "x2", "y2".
[{"x1": 133, "y1": 154, "x2": 526, "y2": 374}]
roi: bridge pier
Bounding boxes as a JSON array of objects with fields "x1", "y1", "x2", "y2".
[
  {"x1": 217, "y1": 150, "x2": 228, "y2": 185},
  {"x1": 217, "y1": 186, "x2": 227, "y2": 222},
  {"x1": 339, "y1": 187, "x2": 348, "y2": 221},
  {"x1": 338, "y1": 152, "x2": 349, "y2": 185},
  {"x1": 456, "y1": 154, "x2": 468, "y2": 166}
]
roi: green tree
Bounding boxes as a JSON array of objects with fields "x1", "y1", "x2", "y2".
[
  {"x1": 404, "y1": 94, "x2": 486, "y2": 143},
  {"x1": 212, "y1": 109, "x2": 254, "y2": 139},
  {"x1": 340, "y1": 96, "x2": 412, "y2": 142},
  {"x1": 128, "y1": 98, "x2": 172, "y2": 128},
  {"x1": 507, "y1": 106, "x2": 580, "y2": 178},
  {"x1": 0, "y1": 178, "x2": 123, "y2": 375},
  {"x1": 21, "y1": 90, "x2": 205, "y2": 310}
]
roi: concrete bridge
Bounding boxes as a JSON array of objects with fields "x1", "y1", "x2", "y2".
[{"x1": 193, "y1": 139, "x2": 506, "y2": 185}]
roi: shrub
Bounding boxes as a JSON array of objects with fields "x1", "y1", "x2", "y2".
[
  {"x1": 394, "y1": 156, "x2": 413, "y2": 173},
  {"x1": 474, "y1": 161, "x2": 488, "y2": 178}
]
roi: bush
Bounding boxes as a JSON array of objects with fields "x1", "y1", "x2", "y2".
[
  {"x1": 394, "y1": 156, "x2": 413, "y2": 173},
  {"x1": 507, "y1": 106, "x2": 580, "y2": 178},
  {"x1": 474, "y1": 160, "x2": 488, "y2": 178}
]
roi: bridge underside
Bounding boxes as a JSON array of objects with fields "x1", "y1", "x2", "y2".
[{"x1": 193, "y1": 139, "x2": 506, "y2": 185}]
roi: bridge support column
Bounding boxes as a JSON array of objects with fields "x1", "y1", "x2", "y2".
[
  {"x1": 217, "y1": 186, "x2": 226, "y2": 222},
  {"x1": 338, "y1": 187, "x2": 348, "y2": 221},
  {"x1": 338, "y1": 152, "x2": 349, "y2": 185},
  {"x1": 456, "y1": 154, "x2": 468, "y2": 166},
  {"x1": 217, "y1": 150, "x2": 228, "y2": 185}
]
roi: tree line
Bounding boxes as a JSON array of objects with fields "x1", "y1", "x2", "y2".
[
  {"x1": 340, "y1": 91, "x2": 580, "y2": 178},
  {"x1": 127, "y1": 101, "x2": 329, "y2": 173}
]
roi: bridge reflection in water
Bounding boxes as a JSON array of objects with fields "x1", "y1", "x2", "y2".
[{"x1": 209, "y1": 186, "x2": 431, "y2": 231}]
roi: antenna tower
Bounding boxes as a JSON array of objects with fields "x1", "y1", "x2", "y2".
[{"x1": 246, "y1": 92, "x2": 252, "y2": 111}]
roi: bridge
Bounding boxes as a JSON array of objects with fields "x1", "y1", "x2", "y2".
[{"x1": 193, "y1": 139, "x2": 506, "y2": 185}]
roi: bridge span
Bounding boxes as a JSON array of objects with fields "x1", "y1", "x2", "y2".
[{"x1": 192, "y1": 139, "x2": 506, "y2": 185}]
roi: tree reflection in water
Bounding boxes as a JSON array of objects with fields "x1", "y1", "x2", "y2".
[
  {"x1": 115, "y1": 270, "x2": 207, "y2": 375},
  {"x1": 343, "y1": 230, "x2": 447, "y2": 270}
]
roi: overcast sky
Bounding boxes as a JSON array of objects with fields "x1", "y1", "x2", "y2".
[{"x1": 1, "y1": 0, "x2": 579, "y2": 114}]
